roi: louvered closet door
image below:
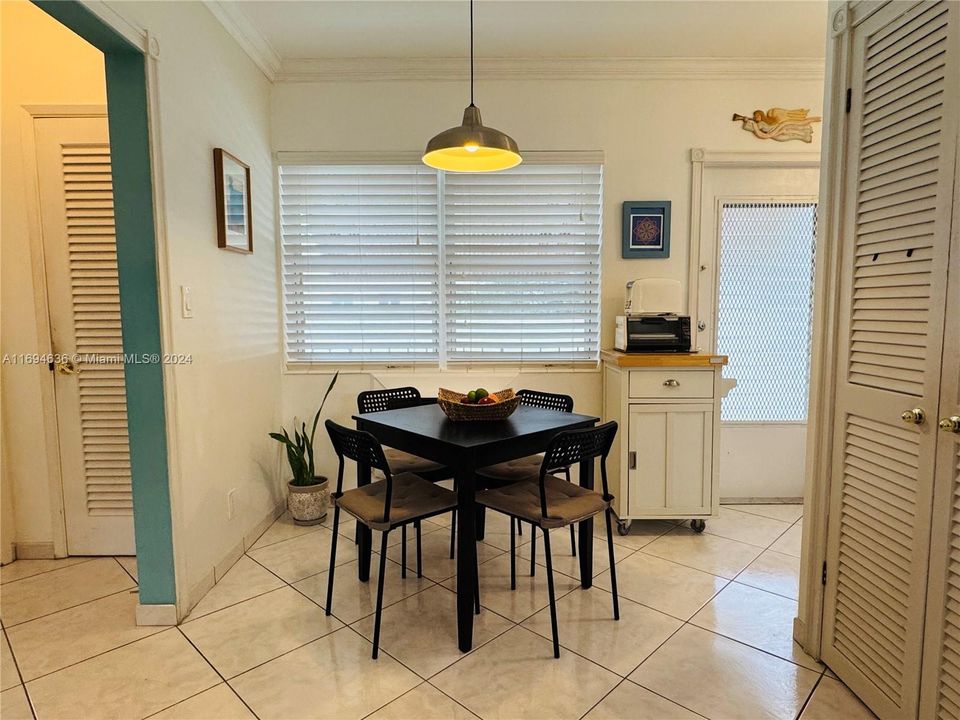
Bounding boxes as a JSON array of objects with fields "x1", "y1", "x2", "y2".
[
  {"x1": 822, "y1": 2, "x2": 959, "y2": 718},
  {"x1": 35, "y1": 116, "x2": 135, "y2": 555},
  {"x1": 918, "y1": 91, "x2": 960, "y2": 719}
]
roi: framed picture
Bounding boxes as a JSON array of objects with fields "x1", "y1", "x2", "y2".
[
  {"x1": 622, "y1": 201, "x2": 671, "y2": 259},
  {"x1": 214, "y1": 148, "x2": 253, "y2": 253}
]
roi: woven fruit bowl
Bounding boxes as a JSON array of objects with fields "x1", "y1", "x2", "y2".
[{"x1": 438, "y1": 388, "x2": 520, "y2": 422}]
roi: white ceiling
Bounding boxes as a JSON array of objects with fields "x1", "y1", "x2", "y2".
[{"x1": 234, "y1": 1, "x2": 828, "y2": 60}]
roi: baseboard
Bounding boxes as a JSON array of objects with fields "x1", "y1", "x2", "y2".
[
  {"x1": 720, "y1": 496, "x2": 804, "y2": 505},
  {"x1": 243, "y1": 499, "x2": 286, "y2": 551},
  {"x1": 179, "y1": 499, "x2": 286, "y2": 621},
  {"x1": 14, "y1": 541, "x2": 57, "y2": 559},
  {"x1": 136, "y1": 603, "x2": 178, "y2": 626}
]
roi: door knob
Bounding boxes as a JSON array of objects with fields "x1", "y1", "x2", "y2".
[
  {"x1": 939, "y1": 416, "x2": 960, "y2": 434},
  {"x1": 55, "y1": 360, "x2": 77, "y2": 375},
  {"x1": 901, "y1": 408, "x2": 926, "y2": 425},
  {"x1": 663, "y1": 379, "x2": 681, "y2": 387}
]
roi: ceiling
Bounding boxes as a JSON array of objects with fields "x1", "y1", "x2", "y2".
[{"x1": 234, "y1": 1, "x2": 829, "y2": 61}]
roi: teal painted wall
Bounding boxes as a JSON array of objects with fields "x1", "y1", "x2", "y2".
[{"x1": 33, "y1": 1, "x2": 176, "y2": 606}]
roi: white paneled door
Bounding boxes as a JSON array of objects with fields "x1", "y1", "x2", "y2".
[
  {"x1": 34, "y1": 115, "x2": 135, "y2": 555},
  {"x1": 821, "y1": 1, "x2": 959, "y2": 718}
]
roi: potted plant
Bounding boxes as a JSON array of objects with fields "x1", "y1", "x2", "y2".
[{"x1": 269, "y1": 372, "x2": 338, "y2": 525}]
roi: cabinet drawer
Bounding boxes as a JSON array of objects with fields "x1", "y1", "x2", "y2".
[{"x1": 628, "y1": 370, "x2": 714, "y2": 399}]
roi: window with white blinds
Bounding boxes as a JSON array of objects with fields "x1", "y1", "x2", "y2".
[
  {"x1": 444, "y1": 164, "x2": 602, "y2": 362},
  {"x1": 279, "y1": 161, "x2": 603, "y2": 365},
  {"x1": 280, "y1": 165, "x2": 440, "y2": 362}
]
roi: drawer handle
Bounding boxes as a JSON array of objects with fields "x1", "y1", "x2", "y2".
[
  {"x1": 628, "y1": 451, "x2": 637, "y2": 469},
  {"x1": 663, "y1": 379, "x2": 681, "y2": 387}
]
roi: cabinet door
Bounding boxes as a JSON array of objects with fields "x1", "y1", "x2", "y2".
[{"x1": 627, "y1": 404, "x2": 713, "y2": 517}]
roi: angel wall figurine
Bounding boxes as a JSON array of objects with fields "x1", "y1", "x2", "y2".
[{"x1": 732, "y1": 107, "x2": 822, "y2": 143}]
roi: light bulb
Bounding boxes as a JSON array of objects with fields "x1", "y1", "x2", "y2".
[{"x1": 464, "y1": 143, "x2": 479, "y2": 152}]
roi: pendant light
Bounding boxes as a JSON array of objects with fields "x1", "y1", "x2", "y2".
[{"x1": 422, "y1": 0, "x2": 521, "y2": 172}]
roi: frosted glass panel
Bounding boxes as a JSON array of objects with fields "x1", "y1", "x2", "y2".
[{"x1": 717, "y1": 202, "x2": 817, "y2": 422}]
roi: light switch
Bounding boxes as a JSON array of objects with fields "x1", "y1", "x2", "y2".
[{"x1": 181, "y1": 286, "x2": 193, "y2": 318}]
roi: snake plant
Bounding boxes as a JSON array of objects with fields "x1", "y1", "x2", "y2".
[{"x1": 269, "y1": 372, "x2": 339, "y2": 486}]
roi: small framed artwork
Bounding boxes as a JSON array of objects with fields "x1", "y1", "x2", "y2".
[
  {"x1": 622, "y1": 201, "x2": 671, "y2": 259},
  {"x1": 214, "y1": 148, "x2": 253, "y2": 253}
]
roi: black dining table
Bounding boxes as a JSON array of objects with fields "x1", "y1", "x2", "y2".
[{"x1": 353, "y1": 402, "x2": 600, "y2": 652}]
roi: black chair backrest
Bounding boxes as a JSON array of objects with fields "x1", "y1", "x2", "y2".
[
  {"x1": 537, "y1": 422, "x2": 618, "y2": 516},
  {"x1": 325, "y1": 419, "x2": 396, "y2": 523},
  {"x1": 357, "y1": 386, "x2": 421, "y2": 414},
  {"x1": 518, "y1": 389, "x2": 574, "y2": 414},
  {"x1": 385, "y1": 396, "x2": 437, "y2": 411}
]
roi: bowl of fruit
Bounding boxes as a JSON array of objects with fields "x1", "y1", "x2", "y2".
[{"x1": 437, "y1": 387, "x2": 521, "y2": 422}]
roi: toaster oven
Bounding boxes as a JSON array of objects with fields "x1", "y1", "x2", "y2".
[{"x1": 614, "y1": 314, "x2": 692, "y2": 353}]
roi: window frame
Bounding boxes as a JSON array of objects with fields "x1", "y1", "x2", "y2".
[{"x1": 276, "y1": 150, "x2": 605, "y2": 373}]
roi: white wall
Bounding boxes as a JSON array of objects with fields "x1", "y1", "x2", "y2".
[
  {"x1": 271, "y1": 74, "x2": 824, "y2": 492},
  {"x1": 0, "y1": 0, "x2": 108, "y2": 558},
  {"x1": 113, "y1": 1, "x2": 282, "y2": 610}
]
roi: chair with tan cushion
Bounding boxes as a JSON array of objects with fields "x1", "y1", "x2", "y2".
[
  {"x1": 357, "y1": 387, "x2": 454, "y2": 572},
  {"x1": 477, "y1": 389, "x2": 577, "y2": 570},
  {"x1": 476, "y1": 421, "x2": 621, "y2": 658},
  {"x1": 324, "y1": 419, "x2": 466, "y2": 659}
]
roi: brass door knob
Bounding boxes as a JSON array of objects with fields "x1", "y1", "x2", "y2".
[
  {"x1": 55, "y1": 360, "x2": 77, "y2": 375},
  {"x1": 901, "y1": 408, "x2": 926, "y2": 425},
  {"x1": 939, "y1": 416, "x2": 960, "y2": 433}
]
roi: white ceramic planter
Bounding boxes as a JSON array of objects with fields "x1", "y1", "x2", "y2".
[{"x1": 287, "y1": 477, "x2": 329, "y2": 525}]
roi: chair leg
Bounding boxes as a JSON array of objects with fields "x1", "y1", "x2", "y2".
[
  {"x1": 542, "y1": 528, "x2": 560, "y2": 659},
  {"x1": 324, "y1": 505, "x2": 341, "y2": 617},
  {"x1": 401, "y1": 525, "x2": 407, "y2": 578},
  {"x1": 415, "y1": 520, "x2": 423, "y2": 578},
  {"x1": 530, "y1": 525, "x2": 537, "y2": 577},
  {"x1": 517, "y1": 521, "x2": 523, "y2": 536},
  {"x1": 604, "y1": 509, "x2": 620, "y2": 621},
  {"x1": 510, "y1": 517, "x2": 517, "y2": 590},
  {"x1": 372, "y1": 531, "x2": 390, "y2": 659},
  {"x1": 569, "y1": 524, "x2": 577, "y2": 557}
]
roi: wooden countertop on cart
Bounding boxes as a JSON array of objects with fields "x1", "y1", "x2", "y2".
[{"x1": 600, "y1": 350, "x2": 728, "y2": 367}]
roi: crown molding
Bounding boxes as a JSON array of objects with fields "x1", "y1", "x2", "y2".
[
  {"x1": 205, "y1": 1, "x2": 281, "y2": 81},
  {"x1": 275, "y1": 56, "x2": 825, "y2": 83}
]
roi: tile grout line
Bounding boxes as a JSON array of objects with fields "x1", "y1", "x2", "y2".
[
  {"x1": 0, "y1": 556, "x2": 99, "y2": 587},
  {"x1": 113, "y1": 555, "x2": 139, "y2": 585},
  {"x1": 1, "y1": 581, "x2": 139, "y2": 630},
  {"x1": 2, "y1": 623, "x2": 38, "y2": 720},
  {"x1": 171, "y1": 627, "x2": 262, "y2": 720},
  {"x1": 794, "y1": 670, "x2": 825, "y2": 719}
]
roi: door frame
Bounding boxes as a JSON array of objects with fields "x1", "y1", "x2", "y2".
[
  {"x1": 689, "y1": 146, "x2": 828, "y2": 659},
  {"x1": 30, "y1": 0, "x2": 182, "y2": 623},
  {"x1": 19, "y1": 104, "x2": 110, "y2": 560}
]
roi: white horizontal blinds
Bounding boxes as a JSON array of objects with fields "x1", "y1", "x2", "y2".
[
  {"x1": 849, "y1": 0, "x2": 951, "y2": 396},
  {"x1": 280, "y1": 165, "x2": 440, "y2": 362},
  {"x1": 63, "y1": 144, "x2": 133, "y2": 517},
  {"x1": 443, "y1": 164, "x2": 602, "y2": 363}
]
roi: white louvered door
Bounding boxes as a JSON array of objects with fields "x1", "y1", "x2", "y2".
[
  {"x1": 822, "y1": 2, "x2": 959, "y2": 717},
  {"x1": 918, "y1": 89, "x2": 960, "y2": 720},
  {"x1": 34, "y1": 116, "x2": 134, "y2": 555}
]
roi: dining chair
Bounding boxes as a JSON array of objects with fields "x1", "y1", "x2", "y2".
[
  {"x1": 357, "y1": 387, "x2": 456, "y2": 574},
  {"x1": 324, "y1": 419, "x2": 461, "y2": 659},
  {"x1": 475, "y1": 421, "x2": 620, "y2": 658},
  {"x1": 476, "y1": 389, "x2": 578, "y2": 571}
]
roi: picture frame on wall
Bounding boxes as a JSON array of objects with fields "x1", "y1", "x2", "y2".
[
  {"x1": 622, "y1": 200, "x2": 671, "y2": 259},
  {"x1": 214, "y1": 148, "x2": 253, "y2": 253}
]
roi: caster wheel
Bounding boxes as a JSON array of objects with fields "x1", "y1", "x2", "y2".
[
  {"x1": 617, "y1": 520, "x2": 632, "y2": 536},
  {"x1": 691, "y1": 519, "x2": 706, "y2": 533}
]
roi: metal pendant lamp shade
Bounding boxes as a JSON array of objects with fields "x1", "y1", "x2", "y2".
[{"x1": 422, "y1": 1, "x2": 521, "y2": 172}]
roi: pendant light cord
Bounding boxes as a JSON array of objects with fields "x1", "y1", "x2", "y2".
[{"x1": 470, "y1": 0, "x2": 475, "y2": 106}]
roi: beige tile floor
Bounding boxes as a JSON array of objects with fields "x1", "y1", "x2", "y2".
[{"x1": 0, "y1": 505, "x2": 877, "y2": 720}]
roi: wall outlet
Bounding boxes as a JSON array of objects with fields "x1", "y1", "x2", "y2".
[{"x1": 227, "y1": 488, "x2": 237, "y2": 520}]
